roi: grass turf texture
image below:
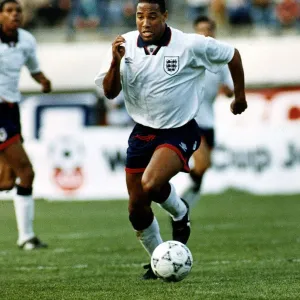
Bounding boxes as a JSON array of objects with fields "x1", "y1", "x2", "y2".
[{"x1": 0, "y1": 190, "x2": 299, "y2": 300}]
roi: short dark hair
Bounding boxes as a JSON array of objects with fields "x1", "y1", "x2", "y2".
[
  {"x1": 193, "y1": 16, "x2": 216, "y2": 31},
  {"x1": 137, "y1": 0, "x2": 166, "y2": 13},
  {"x1": 0, "y1": 0, "x2": 20, "y2": 12}
]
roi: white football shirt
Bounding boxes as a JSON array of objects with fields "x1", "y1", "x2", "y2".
[
  {"x1": 195, "y1": 66, "x2": 233, "y2": 128},
  {"x1": 0, "y1": 28, "x2": 40, "y2": 103},
  {"x1": 95, "y1": 26, "x2": 234, "y2": 129}
]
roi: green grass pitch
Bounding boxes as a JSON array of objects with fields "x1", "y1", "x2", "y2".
[{"x1": 0, "y1": 190, "x2": 299, "y2": 300}]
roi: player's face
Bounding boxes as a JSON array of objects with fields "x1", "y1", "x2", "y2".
[
  {"x1": 194, "y1": 22, "x2": 215, "y2": 38},
  {"x1": 0, "y1": 2, "x2": 23, "y2": 31},
  {"x1": 136, "y1": 3, "x2": 168, "y2": 43}
]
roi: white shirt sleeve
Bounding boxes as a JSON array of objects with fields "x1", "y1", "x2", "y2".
[
  {"x1": 221, "y1": 65, "x2": 234, "y2": 90},
  {"x1": 94, "y1": 47, "x2": 113, "y2": 89},
  {"x1": 191, "y1": 35, "x2": 235, "y2": 74},
  {"x1": 25, "y1": 36, "x2": 40, "y2": 74}
]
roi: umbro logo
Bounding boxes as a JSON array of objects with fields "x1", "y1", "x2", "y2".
[
  {"x1": 125, "y1": 57, "x2": 133, "y2": 64},
  {"x1": 193, "y1": 141, "x2": 198, "y2": 150},
  {"x1": 0, "y1": 128, "x2": 7, "y2": 142},
  {"x1": 179, "y1": 142, "x2": 187, "y2": 152}
]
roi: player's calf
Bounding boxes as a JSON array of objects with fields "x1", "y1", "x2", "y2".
[
  {"x1": 182, "y1": 170, "x2": 204, "y2": 206},
  {"x1": 190, "y1": 170, "x2": 204, "y2": 192}
]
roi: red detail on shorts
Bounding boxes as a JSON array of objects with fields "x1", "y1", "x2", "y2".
[
  {"x1": 0, "y1": 134, "x2": 20, "y2": 150},
  {"x1": 155, "y1": 143, "x2": 190, "y2": 172},
  {"x1": 125, "y1": 167, "x2": 146, "y2": 174},
  {"x1": 134, "y1": 134, "x2": 156, "y2": 142}
]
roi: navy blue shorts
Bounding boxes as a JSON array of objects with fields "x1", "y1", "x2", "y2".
[
  {"x1": 126, "y1": 119, "x2": 201, "y2": 173},
  {"x1": 198, "y1": 127, "x2": 215, "y2": 149},
  {"x1": 0, "y1": 102, "x2": 22, "y2": 151}
]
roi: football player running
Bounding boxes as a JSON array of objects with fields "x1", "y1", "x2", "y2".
[
  {"x1": 95, "y1": 0, "x2": 247, "y2": 279},
  {"x1": 182, "y1": 16, "x2": 235, "y2": 207},
  {"x1": 0, "y1": 0, "x2": 51, "y2": 250}
]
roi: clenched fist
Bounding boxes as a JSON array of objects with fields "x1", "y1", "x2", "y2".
[{"x1": 230, "y1": 98, "x2": 247, "y2": 115}]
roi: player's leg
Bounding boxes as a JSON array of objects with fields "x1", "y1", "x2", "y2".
[
  {"x1": 0, "y1": 153, "x2": 16, "y2": 191},
  {"x1": 183, "y1": 136, "x2": 212, "y2": 207},
  {"x1": 142, "y1": 147, "x2": 191, "y2": 245},
  {"x1": 128, "y1": 148, "x2": 186, "y2": 279},
  {"x1": 127, "y1": 172, "x2": 163, "y2": 255},
  {"x1": 126, "y1": 171, "x2": 163, "y2": 280},
  {"x1": 125, "y1": 123, "x2": 166, "y2": 279},
  {"x1": 125, "y1": 121, "x2": 200, "y2": 279},
  {"x1": 2, "y1": 140, "x2": 47, "y2": 249}
]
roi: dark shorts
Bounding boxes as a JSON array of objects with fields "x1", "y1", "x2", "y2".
[
  {"x1": 126, "y1": 119, "x2": 201, "y2": 173},
  {"x1": 198, "y1": 127, "x2": 215, "y2": 149},
  {"x1": 0, "y1": 102, "x2": 22, "y2": 151}
]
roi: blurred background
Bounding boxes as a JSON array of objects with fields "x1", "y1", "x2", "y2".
[
  {"x1": 2, "y1": 0, "x2": 300, "y2": 200},
  {"x1": 19, "y1": 0, "x2": 300, "y2": 41}
]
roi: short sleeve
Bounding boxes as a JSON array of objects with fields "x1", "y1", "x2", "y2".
[
  {"x1": 25, "y1": 36, "x2": 40, "y2": 74},
  {"x1": 94, "y1": 47, "x2": 113, "y2": 89},
  {"x1": 191, "y1": 35, "x2": 234, "y2": 73}
]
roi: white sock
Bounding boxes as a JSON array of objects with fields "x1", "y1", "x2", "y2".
[
  {"x1": 136, "y1": 217, "x2": 163, "y2": 256},
  {"x1": 183, "y1": 182, "x2": 201, "y2": 208},
  {"x1": 158, "y1": 183, "x2": 187, "y2": 221},
  {"x1": 13, "y1": 194, "x2": 35, "y2": 245}
]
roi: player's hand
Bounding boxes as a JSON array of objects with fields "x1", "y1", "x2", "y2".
[
  {"x1": 230, "y1": 98, "x2": 247, "y2": 115},
  {"x1": 112, "y1": 35, "x2": 125, "y2": 64},
  {"x1": 41, "y1": 79, "x2": 52, "y2": 93}
]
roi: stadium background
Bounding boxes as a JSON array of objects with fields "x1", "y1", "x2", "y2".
[{"x1": 1, "y1": 1, "x2": 300, "y2": 299}]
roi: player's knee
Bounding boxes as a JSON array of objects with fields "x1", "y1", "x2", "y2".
[
  {"x1": 129, "y1": 207, "x2": 154, "y2": 231},
  {"x1": 141, "y1": 177, "x2": 161, "y2": 196}
]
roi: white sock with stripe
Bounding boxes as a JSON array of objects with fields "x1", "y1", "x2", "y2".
[{"x1": 157, "y1": 183, "x2": 187, "y2": 221}]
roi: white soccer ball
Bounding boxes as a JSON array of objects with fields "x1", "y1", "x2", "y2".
[{"x1": 151, "y1": 241, "x2": 193, "y2": 282}]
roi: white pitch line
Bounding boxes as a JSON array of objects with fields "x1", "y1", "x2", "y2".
[
  {"x1": 15, "y1": 264, "x2": 89, "y2": 271},
  {"x1": 53, "y1": 248, "x2": 73, "y2": 253},
  {"x1": 203, "y1": 258, "x2": 300, "y2": 265},
  {"x1": 73, "y1": 264, "x2": 88, "y2": 269}
]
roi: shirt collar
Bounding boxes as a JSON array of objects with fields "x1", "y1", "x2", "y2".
[
  {"x1": 0, "y1": 26, "x2": 19, "y2": 46},
  {"x1": 137, "y1": 25, "x2": 171, "y2": 48}
]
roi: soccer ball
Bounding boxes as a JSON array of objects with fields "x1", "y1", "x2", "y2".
[{"x1": 151, "y1": 241, "x2": 193, "y2": 282}]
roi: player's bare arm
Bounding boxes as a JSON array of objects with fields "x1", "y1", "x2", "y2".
[
  {"x1": 31, "y1": 72, "x2": 52, "y2": 93},
  {"x1": 103, "y1": 35, "x2": 125, "y2": 99},
  {"x1": 220, "y1": 85, "x2": 234, "y2": 98},
  {"x1": 228, "y1": 49, "x2": 247, "y2": 115}
]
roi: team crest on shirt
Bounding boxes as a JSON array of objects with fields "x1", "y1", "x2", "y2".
[
  {"x1": 164, "y1": 56, "x2": 179, "y2": 75},
  {"x1": 0, "y1": 128, "x2": 8, "y2": 142}
]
